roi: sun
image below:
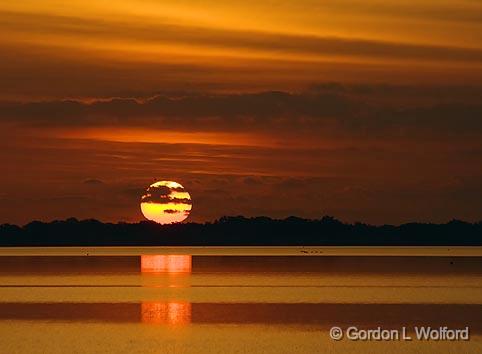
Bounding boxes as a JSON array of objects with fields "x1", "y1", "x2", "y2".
[{"x1": 140, "y1": 181, "x2": 192, "y2": 224}]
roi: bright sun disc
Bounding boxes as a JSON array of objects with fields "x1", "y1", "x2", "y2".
[{"x1": 140, "y1": 181, "x2": 192, "y2": 224}]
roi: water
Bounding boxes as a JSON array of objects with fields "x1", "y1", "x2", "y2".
[{"x1": 0, "y1": 254, "x2": 481, "y2": 353}]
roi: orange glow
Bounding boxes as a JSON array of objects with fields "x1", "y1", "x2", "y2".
[
  {"x1": 141, "y1": 301, "x2": 191, "y2": 326},
  {"x1": 141, "y1": 255, "x2": 192, "y2": 273},
  {"x1": 58, "y1": 127, "x2": 275, "y2": 147}
]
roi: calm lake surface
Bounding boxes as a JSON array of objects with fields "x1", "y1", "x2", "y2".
[{"x1": 0, "y1": 253, "x2": 481, "y2": 353}]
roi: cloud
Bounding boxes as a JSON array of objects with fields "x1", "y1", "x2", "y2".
[
  {"x1": 163, "y1": 209, "x2": 182, "y2": 214},
  {"x1": 0, "y1": 90, "x2": 354, "y2": 122},
  {"x1": 83, "y1": 178, "x2": 104, "y2": 185},
  {"x1": 2, "y1": 10, "x2": 482, "y2": 64},
  {"x1": 1, "y1": 4, "x2": 482, "y2": 99},
  {"x1": 1, "y1": 86, "x2": 481, "y2": 138},
  {"x1": 141, "y1": 185, "x2": 192, "y2": 205}
]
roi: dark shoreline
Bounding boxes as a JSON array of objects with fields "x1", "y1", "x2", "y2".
[{"x1": 1, "y1": 216, "x2": 481, "y2": 246}]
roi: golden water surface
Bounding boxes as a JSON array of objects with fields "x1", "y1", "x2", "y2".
[{"x1": 0, "y1": 253, "x2": 481, "y2": 353}]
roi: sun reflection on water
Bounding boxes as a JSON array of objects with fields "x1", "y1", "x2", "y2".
[
  {"x1": 141, "y1": 301, "x2": 192, "y2": 325},
  {"x1": 140, "y1": 255, "x2": 192, "y2": 273},
  {"x1": 140, "y1": 255, "x2": 193, "y2": 326}
]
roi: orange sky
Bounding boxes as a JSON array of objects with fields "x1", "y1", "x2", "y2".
[
  {"x1": 1, "y1": 0, "x2": 481, "y2": 99},
  {"x1": 0, "y1": 1, "x2": 481, "y2": 225}
]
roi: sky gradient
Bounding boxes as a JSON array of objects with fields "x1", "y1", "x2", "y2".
[{"x1": 0, "y1": 0, "x2": 481, "y2": 224}]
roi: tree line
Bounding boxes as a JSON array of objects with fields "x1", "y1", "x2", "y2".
[{"x1": 0, "y1": 216, "x2": 480, "y2": 246}]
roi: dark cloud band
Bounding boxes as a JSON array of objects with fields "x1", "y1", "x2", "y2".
[{"x1": 1, "y1": 87, "x2": 481, "y2": 136}]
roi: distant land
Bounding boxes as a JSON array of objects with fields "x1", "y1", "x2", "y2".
[{"x1": 0, "y1": 216, "x2": 481, "y2": 246}]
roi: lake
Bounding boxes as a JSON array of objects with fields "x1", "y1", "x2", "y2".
[{"x1": 0, "y1": 250, "x2": 481, "y2": 353}]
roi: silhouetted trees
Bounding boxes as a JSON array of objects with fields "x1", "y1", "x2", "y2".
[{"x1": 0, "y1": 216, "x2": 480, "y2": 246}]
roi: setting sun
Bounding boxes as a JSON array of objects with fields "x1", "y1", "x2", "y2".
[{"x1": 140, "y1": 181, "x2": 192, "y2": 224}]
